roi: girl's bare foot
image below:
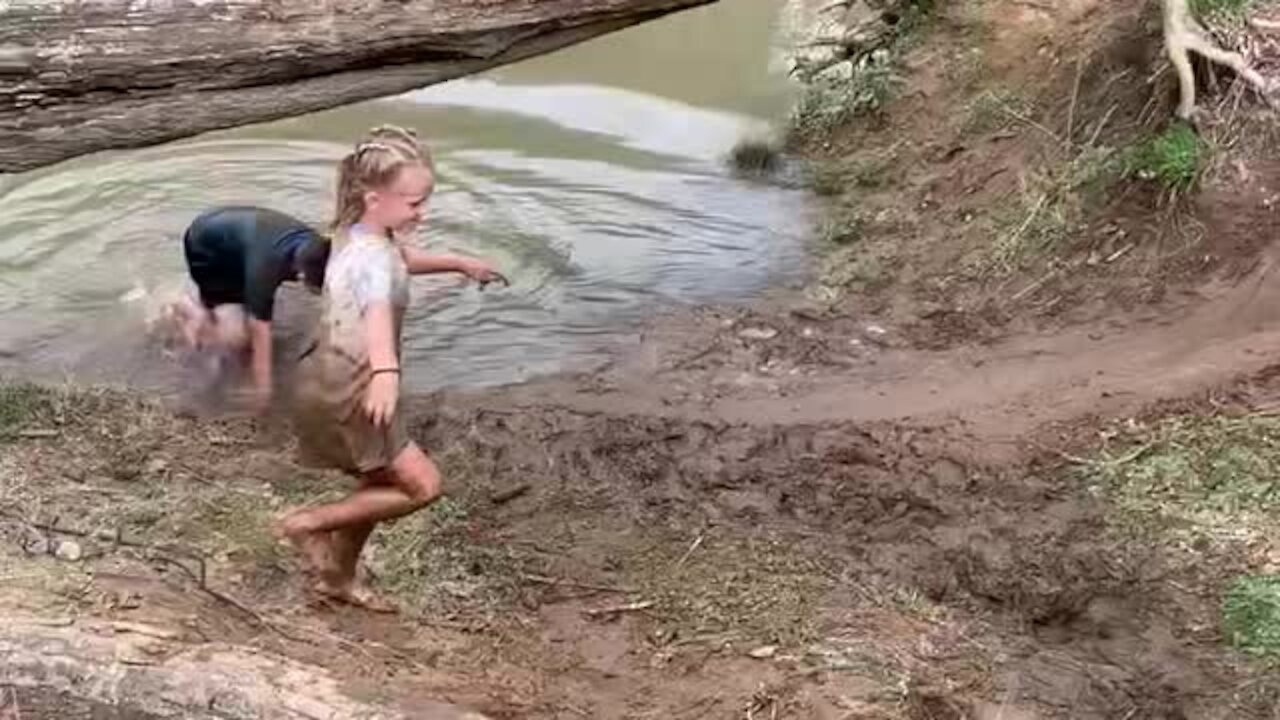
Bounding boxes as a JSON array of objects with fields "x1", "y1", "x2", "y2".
[
  {"x1": 312, "y1": 581, "x2": 399, "y2": 614},
  {"x1": 273, "y1": 516, "x2": 337, "y2": 581}
]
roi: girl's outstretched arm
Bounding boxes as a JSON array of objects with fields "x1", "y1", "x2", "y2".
[{"x1": 398, "y1": 245, "x2": 498, "y2": 280}]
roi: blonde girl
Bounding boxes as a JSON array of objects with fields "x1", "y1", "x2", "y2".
[{"x1": 279, "y1": 128, "x2": 500, "y2": 611}]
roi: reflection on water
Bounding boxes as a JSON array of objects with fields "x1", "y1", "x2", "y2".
[{"x1": 0, "y1": 0, "x2": 815, "y2": 392}]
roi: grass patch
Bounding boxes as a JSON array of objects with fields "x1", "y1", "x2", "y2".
[
  {"x1": 1076, "y1": 414, "x2": 1280, "y2": 544},
  {"x1": 0, "y1": 382, "x2": 135, "y2": 441},
  {"x1": 789, "y1": 63, "x2": 901, "y2": 143},
  {"x1": 983, "y1": 144, "x2": 1117, "y2": 275},
  {"x1": 373, "y1": 496, "x2": 521, "y2": 617},
  {"x1": 1224, "y1": 575, "x2": 1280, "y2": 658},
  {"x1": 182, "y1": 490, "x2": 284, "y2": 567},
  {"x1": 1124, "y1": 124, "x2": 1205, "y2": 193},
  {"x1": 963, "y1": 89, "x2": 1034, "y2": 136},
  {"x1": 632, "y1": 532, "x2": 834, "y2": 647},
  {"x1": 808, "y1": 143, "x2": 903, "y2": 197},
  {"x1": 786, "y1": 1, "x2": 937, "y2": 142},
  {"x1": 0, "y1": 383, "x2": 56, "y2": 438},
  {"x1": 1191, "y1": 0, "x2": 1254, "y2": 19},
  {"x1": 822, "y1": 210, "x2": 868, "y2": 247}
]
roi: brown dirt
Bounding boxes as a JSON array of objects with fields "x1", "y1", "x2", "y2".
[
  {"x1": 5, "y1": 253, "x2": 1280, "y2": 717},
  {"x1": 806, "y1": 0, "x2": 1280, "y2": 354},
  {"x1": 6, "y1": 1, "x2": 1280, "y2": 718}
]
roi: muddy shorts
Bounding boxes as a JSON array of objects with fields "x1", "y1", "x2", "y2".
[{"x1": 291, "y1": 347, "x2": 410, "y2": 475}]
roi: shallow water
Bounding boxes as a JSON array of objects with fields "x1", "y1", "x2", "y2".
[{"x1": 0, "y1": 0, "x2": 816, "y2": 393}]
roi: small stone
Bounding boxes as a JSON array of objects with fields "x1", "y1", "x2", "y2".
[
  {"x1": 864, "y1": 324, "x2": 887, "y2": 336},
  {"x1": 748, "y1": 645, "x2": 778, "y2": 659},
  {"x1": 54, "y1": 539, "x2": 83, "y2": 562},
  {"x1": 144, "y1": 458, "x2": 169, "y2": 476},
  {"x1": 738, "y1": 327, "x2": 779, "y2": 341}
]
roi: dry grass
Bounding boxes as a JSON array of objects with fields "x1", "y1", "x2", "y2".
[
  {"x1": 1071, "y1": 411, "x2": 1280, "y2": 673},
  {"x1": 1073, "y1": 413, "x2": 1280, "y2": 547}
]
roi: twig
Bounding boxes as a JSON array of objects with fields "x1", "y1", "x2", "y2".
[
  {"x1": 994, "y1": 193, "x2": 1048, "y2": 273},
  {"x1": 110, "y1": 621, "x2": 182, "y2": 640},
  {"x1": 583, "y1": 600, "x2": 654, "y2": 618},
  {"x1": 1086, "y1": 102, "x2": 1118, "y2": 148},
  {"x1": 1035, "y1": 440, "x2": 1153, "y2": 469},
  {"x1": 144, "y1": 553, "x2": 276, "y2": 634},
  {"x1": 519, "y1": 573, "x2": 637, "y2": 594},
  {"x1": 1105, "y1": 243, "x2": 1135, "y2": 263},
  {"x1": 275, "y1": 620, "x2": 381, "y2": 664},
  {"x1": 995, "y1": 96, "x2": 1060, "y2": 143},
  {"x1": 16, "y1": 429, "x2": 58, "y2": 439},
  {"x1": 675, "y1": 534, "x2": 704, "y2": 568},
  {"x1": 1011, "y1": 267, "x2": 1060, "y2": 301},
  {"x1": 490, "y1": 483, "x2": 530, "y2": 506},
  {"x1": 279, "y1": 619, "x2": 431, "y2": 672},
  {"x1": 0, "y1": 574, "x2": 42, "y2": 584},
  {"x1": 1066, "y1": 59, "x2": 1083, "y2": 147}
]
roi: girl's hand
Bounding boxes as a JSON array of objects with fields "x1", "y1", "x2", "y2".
[
  {"x1": 460, "y1": 258, "x2": 496, "y2": 281},
  {"x1": 364, "y1": 371, "x2": 399, "y2": 427},
  {"x1": 461, "y1": 258, "x2": 510, "y2": 288}
]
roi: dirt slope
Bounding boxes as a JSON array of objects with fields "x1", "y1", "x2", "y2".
[{"x1": 5, "y1": 0, "x2": 1280, "y2": 718}]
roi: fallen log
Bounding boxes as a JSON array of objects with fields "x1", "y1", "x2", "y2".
[
  {"x1": 0, "y1": 0, "x2": 717, "y2": 173},
  {"x1": 1, "y1": 620, "x2": 489, "y2": 719}
]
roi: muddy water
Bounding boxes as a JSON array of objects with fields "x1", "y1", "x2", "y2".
[{"x1": 0, "y1": 0, "x2": 815, "y2": 393}]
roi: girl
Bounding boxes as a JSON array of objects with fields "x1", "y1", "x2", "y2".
[{"x1": 279, "y1": 128, "x2": 501, "y2": 611}]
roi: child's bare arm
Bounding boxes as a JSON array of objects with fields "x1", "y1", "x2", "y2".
[
  {"x1": 363, "y1": 300, "x2": 399, "y2": 426},
  {"x1": 364, "y1": 301, "x2": 397, "y2": 371},
  {"x1": 248, "y1": 317, "x2": 273, "y2": 400},
  {"x1": 398, "y1": 244, "x2": 496, "y2": 280}
]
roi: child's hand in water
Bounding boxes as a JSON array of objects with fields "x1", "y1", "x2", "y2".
[
  {"x1": 365, "y1": 372, "x2": 399, "y2": 427},
  {"x1": 460, "y1": 258, "x2": 501, "y2": 284}
]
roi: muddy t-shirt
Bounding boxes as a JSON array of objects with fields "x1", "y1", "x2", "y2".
[{"x1": 182, "y1": 206, "x2": 318, "y2": 321}]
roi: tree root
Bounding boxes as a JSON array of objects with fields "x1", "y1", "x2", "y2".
[{"x1": 1164, "y1": 0, "x2": 1274, "y2": 120}]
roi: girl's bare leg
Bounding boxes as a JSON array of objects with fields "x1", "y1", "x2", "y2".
[{"x1": 278, "y1": 443, "x2": 441, "y2": 610}]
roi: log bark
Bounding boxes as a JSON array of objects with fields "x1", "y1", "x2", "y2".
[
  {"x1": 0, "y1": 0, "x2": 717, "y2": 173},
  {"x1": 0, "y1": 621, "x2": 489, "y2": 719}
]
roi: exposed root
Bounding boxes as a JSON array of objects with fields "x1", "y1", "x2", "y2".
[{"x1": 1164, "y1": 0, "x2": 1275, "y2": 120}]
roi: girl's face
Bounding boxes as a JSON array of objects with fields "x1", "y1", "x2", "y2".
[{"x1": 364, "y1": 162, "x2": 434, "y2": 234}]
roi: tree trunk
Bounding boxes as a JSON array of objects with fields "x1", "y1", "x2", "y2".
[
  {"x1": 0, "y1": 0, "x2": 716, "y2": 173},
  {"x1": 1, "y1": 621, "x2": 489, "y2": 719}
]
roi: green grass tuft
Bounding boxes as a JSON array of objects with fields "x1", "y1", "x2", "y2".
[
  {"x1": 1223, "y1": 575, "x2": 1280, "y2": 658},
  {"x1": 0, "y1": 383, "x2": 55, "y2": 438},
  {"x1": 1127, "y1": 124, "x2": 1205, "y2": 192},
  {"x1": 1191, "y1": 0, "x2": 1253, "y2": 18}
]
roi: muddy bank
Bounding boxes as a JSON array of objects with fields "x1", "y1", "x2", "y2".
[
  {"x1": 2, "y1": 340, "x2": 1279, "y2": 718},
  {"x1": 6, "y1": 0, "x2": 1280, "y2": 716}
]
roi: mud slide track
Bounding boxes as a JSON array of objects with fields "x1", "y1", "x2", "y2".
[{"x1": 484, "y1": 249, "x2": 1280, "y2": 454}]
